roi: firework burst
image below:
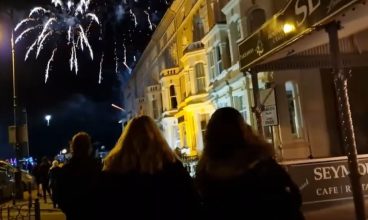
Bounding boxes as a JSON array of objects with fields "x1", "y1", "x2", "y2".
[{"x1": 15, "y1": 0, "x2": 101, "y2": 83}]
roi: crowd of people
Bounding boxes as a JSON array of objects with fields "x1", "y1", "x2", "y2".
[{"x1": 32, "y1": 107, "x2": 305, "y2": 220}]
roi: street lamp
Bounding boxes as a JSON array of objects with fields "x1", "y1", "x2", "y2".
[{"x1": 45, "y1": 114, "x2": 51, "y2": 126}]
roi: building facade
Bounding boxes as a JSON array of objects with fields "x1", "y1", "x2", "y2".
[
  {"x1": 123, "y1": 0, "x2": 368, "y2": 206},
  {"x1": 123, "y1": 0, "x2": 368, "y2": 161}
]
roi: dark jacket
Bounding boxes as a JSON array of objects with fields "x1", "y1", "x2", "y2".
[
  {"x1": 58, "y1": 157, "x2": 101, "y2": 220},
  {"x1": 94, "y1": 161, "x2": 201, "y2": 220},
  {"x1": 197, "y1": 158, "x2": 304, "y2": 220}
]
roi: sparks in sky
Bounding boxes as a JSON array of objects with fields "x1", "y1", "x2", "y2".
[{"x1": 14, "y1": 0, "x2": 101, "y2": 83}]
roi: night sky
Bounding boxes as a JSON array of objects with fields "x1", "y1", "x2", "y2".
[{"x1": 0, "y1": 0, "x2": 172, "y2": 159}]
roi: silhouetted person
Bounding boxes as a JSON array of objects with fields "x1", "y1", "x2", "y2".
[
  {"x1": 48, "y1": 160, "x2": 61, "y2": 208},
  {"x1": 31, "y1": 162, "x2": 42, "y2": 197},
  {"x1": 38, "y1": 157, "x2": 51, "y2": 203},
  {"x1": 196, "y1": 107, "x2": 304, "y2": 220},
  {"x1": 94, "y1": 115, "x2": 201, "y2": 220},
  {"x1": 58, "y1": 132, "x2": 101, "y2": 220}
]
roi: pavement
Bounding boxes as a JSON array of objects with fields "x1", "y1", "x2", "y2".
[
  {"x1": 302, "y1": 198, "x2": 368, "y2": 220},
  {"x1": 2, "y1": 190, "x2": 368, "y2": 220},
  {"x1": 0, "y1": 190, "x2": 65, "y2": 220}
]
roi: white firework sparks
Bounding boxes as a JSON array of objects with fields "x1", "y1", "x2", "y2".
[
  {"x1": 144, "y1": 11, "x2": 153, "y2": 31},
  {"x1": 114, "y1": 42, "x2": 118, "y2": 74},
  {"x1": 45, "y1": 48, "x2": 57, "y2": 83},
  {"x1": 14, "y1": 18, "x2": 35, "y2": 32},
  {"x1": 130, "y1": 9, "x2": 138, "y2": 27},
  {"x1": 15, "y1": 0, "x2": 101, "y2": 83},
  {"x1": 122, "y1": 44, "x2": 132, "y2": 74},
  {"x1": 98, "y1": 53, "x2": 104, "y2": 84}
]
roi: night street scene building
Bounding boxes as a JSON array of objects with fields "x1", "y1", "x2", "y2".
[
  {"x1": 122, "y1": 0, "x2": 368, "y2": 219},
  {"x1": 1, "y1": 0, "x2": 368, "y2": 219}
]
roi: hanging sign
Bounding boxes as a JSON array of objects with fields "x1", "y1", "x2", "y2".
[{"x1": 238, "y1": 0, "x2": 361, "y2": 71}]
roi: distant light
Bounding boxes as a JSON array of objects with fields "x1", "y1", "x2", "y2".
[
  {"x1": 118, "y1": 120, "x2": 123, "y2": 124},
  {"x1": 283, "y1": 23, "x2": 295, "y2": 34},
  {"x1": 45, "y1": 114, "x2": 52, "y2": 126},
  {"x1": 61, "y1": 149, "x2": 67, "y2": 154}
]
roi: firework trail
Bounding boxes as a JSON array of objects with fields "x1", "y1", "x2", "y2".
[
  {"x1": 144, "y1": 11, "x2": 153, "y2": 31},
  {"x1": 15, "y1": 0, "x2": 101, "y2": 82},
  {"x1": 122, "y1": 44, "x2": 132, "y2": 74},
  {"x1": 45, "y1": 48, "x2": 57, "y2": 83},
  {"x1": 99, "y1": 53, "x2": 104, "y2": 84},
  {"x1": 129, "y1": 9, "x2": 138, "y2": 27},
  {"x1": 114, "y1": 41, "x2": 118, "y2": 74}
]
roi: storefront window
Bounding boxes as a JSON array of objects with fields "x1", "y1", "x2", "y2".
[{"x1": 285, "y1": 81, "x2": 304, "y2": 138}]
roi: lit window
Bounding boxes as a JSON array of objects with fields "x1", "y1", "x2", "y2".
[
  {"x1": 180, "y1": 75, "x2": 186, "y2": 100},
  {"x1": 169, "y1": 85, "x2": 178, "y2": 109},
  {"x1": 285, "y1": 81, "x2": 303, "y2": 138},
  {"x1": 208, "y1": 51, "x2": 216, "y2": 80},
  {"x1": 200, "y1": 114, "x2": 209, "y2": 145},
  {"x1": 195, "y1": 63, "x2": 206, "y2": 93},
  {"x1": 152, "y1": 99, "x2": 159, "y2": 119},
  {"x1": 233, "y1": 95, "x2": 247, "y2": 120},
  {"x1": 216, "y1": 45, "x2": 223, "y2": 75}
]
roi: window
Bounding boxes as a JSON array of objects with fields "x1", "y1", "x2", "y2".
[
  {"x1": 236, "y1": 19, "x2": 242, "y2": 40},
  {"x1": 152, "y1": 99, "x2": 159, "y2": 119},
  {"x1": 233, "y1": 95, "x2": 247, "y2": 120},
  {"x1": 249, "y1": 8, "x2": 266, "y2": 33},
  {"x1": 180, "y1": 75, "x2": 186, "y2": 100},
  {"x1": 208, "y1": 51, "x2": 216, "y2": 80},
  {"x1": 200, "y1": 114, "x2": 209, "y2": 145},
  {"x1": 216, "y1": 45, "x2": 223, "y2": 75},
  {"x1": 169, "y1": 85, "x2": 178, "y2": 109},
  {"x1": 195, "y1": 63, "x2": 206, "y2": 93},
  {"x1": 285, "y1": 81, "x2": 303, "y2": 138}
]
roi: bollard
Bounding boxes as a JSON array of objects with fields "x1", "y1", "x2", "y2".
[
  {"x1": 34, "y1": 199, "x2": 41, "y2": 220},
  {"x1": 28, "y1": 182, "x2": 32, "y2": 209}
]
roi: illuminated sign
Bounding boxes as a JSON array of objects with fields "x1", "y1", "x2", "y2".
[
  {"x1": 238, "y1": 0, "x2": 361, "y2": 71},
  {"x1": 284, "y1": 156, "x2": 368, "y2": 204}
]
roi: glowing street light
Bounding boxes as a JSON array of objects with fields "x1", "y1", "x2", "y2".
[
  {"x1": 45, "y1": 114, "x2": 51, "y2": 126},
  {"x1": 283, "y1": 23, "x2": 296, "y2": 34},
  {"x1": 61, "y1": 148, "x2": 67, "y2": 154}
]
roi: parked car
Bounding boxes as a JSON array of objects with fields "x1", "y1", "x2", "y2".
[
  {"x1": 0, "y1": 170, "x2": 13, "y2": 202},
  {"x1": 0, "y1": 160, "x2": 34, "y2": 191}
]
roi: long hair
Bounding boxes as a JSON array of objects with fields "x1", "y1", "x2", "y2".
[
  {"x1": 197, "y1": 107, "x2": 273, "y2": 178},
  {"x1": 103, "y1": 115, "x2": 177, "y2": 174}
]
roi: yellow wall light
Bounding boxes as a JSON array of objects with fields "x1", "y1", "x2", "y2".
[{"x1": 283, "y1": 23, "x2": 296, "y2": 34}]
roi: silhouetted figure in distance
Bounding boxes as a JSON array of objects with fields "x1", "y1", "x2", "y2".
[
  {"x1": 38, "y1": 157, "x2": 51, "y2": 203},
  {"x1": 58, "y1": 132, "x2": 101, "y2": 220}
]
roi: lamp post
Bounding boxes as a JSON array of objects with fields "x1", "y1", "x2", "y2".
[{"x1": 11, "y1": 30, "x2": 23, "y2": 201}]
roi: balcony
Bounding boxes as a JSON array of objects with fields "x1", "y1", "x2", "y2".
[
  {"x1": 160, "y1": 67, "x2": 179, "y2": 79},
  {"x1": 183, "y1": 41, "x2": 204, "y2": 54},
  {"x1": 146, "y1": 85, "x2": 161, "y2": 93}
]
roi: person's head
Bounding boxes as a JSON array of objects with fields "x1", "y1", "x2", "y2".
[
  {"x1": 103, "y1": 115, "x2": 177, "y2": 174},
  {"x1": 199, "y1": 107, "x2": 272, "y2": 173},
  {"x1": 52, "y1": 160, "x2": 59, "y2": 167},
  {"x1": 41, "y1": 156, "x2": 49, "y2": 164},
  {"x1": 70, "y1": 131, "x2": 92, "y2": 158}
]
